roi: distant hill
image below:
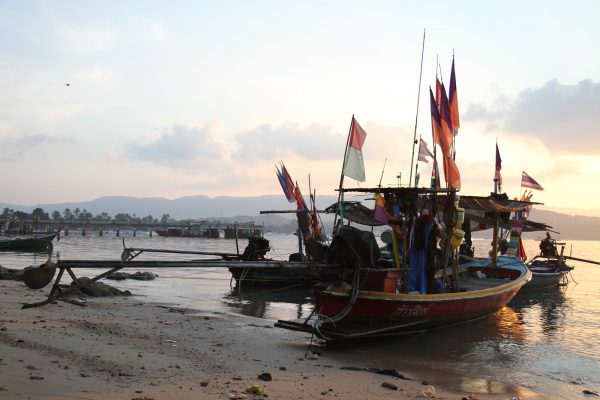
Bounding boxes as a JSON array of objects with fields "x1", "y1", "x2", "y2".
[
  {"x1": 527, "y1": 208, "x2": 600, "y2": 241},
  {"x1": 0, "y1": 195, "x2": 340, "y2": 224},
  {"x1": 1, "y1": 195, "x2": 598, "y2": 240}
]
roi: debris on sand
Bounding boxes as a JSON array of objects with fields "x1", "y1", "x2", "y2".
[
  {"x1": 340, "y1": 366, "x2": 409, "y2": 380},
  {"x1": 105, "y1": 272, "x2": 158, "y2": 281},
  {"x1": 63, "y1": 277, "x2": 132, "y2": 297}
]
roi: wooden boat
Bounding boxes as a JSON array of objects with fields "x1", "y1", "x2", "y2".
[
  {"x1": 277, "y1": 256, "x2": 530, "y2": 340},
  {"x1": 228, "y1": 264, "x2": 334, "y2": 286},
  {"x1": 525, "y1": 240, "x2": 573, "y2": 289},
  {"x1": 0, "y1": 233, "x2": 56, "y2": 251},
  {"x1": 275, "y1": 187, "x2": 536, "y2": 340},
  {"x1": 154, "y1": 228, "x2": 217, "y2": 238}
]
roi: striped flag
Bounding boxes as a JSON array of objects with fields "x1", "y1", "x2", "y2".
[
  {"x1": 430, "y1": 88, "x2": 444, "y2": 148},
  {"x1": 418, "y1": 137, "x2": 434, "y2": 163},
  {"x1": 437, "y1": 80, "x2": 454, "y2": 153},
  {"x1": 275, "y1": 163, "x2": 295, "y2": 203},
  {"x1": 342, "y1": 116, "x2": 367, "y2": 182},
  {"x1": 449, "y1": 58, "x2": 460, "y2": 132},
  {"x1": 521, "y1": 171, "x2": 544, "y2": 191}
]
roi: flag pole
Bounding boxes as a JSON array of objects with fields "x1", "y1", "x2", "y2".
[
  {"x1": 409, "y1": 28, "x2": 426, "y2": 188},
  {"x1": 429, "y1": 86, "x2": 438, "y2": 189},
  {"x1": 332, "y1": 115, "x2": 354, "y2": 236},
  {"x1": 519, "y1": 172, "x2": 523, "y2": 199},
  {"x1": 371, "y1": 158, "x2": 387, "y2": 233},
  {"x1": 452, "y1": 51, "x2": 458, "y2": 161},
  {"x1": 414, "y1": 135, "x2": 422, "y2": 187}
]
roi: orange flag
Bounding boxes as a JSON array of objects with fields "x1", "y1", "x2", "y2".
[
  {"x1": 430, "y1": 87, "x2": 460, "y2": 190},
  {"x1": 443, "y1": 155, "x2": 461, "y2": 191}
]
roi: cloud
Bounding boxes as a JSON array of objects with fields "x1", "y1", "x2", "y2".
[
  {"x1": 234, "y1": 123, "x2": 343, "y2": 161},
  {"x1": 126, "y1": 123, "x2": 228, "y2": 168},
  {"x1": 59, "y1": 27, "x2": 117, "y2": 54},
  {"x1": 132, "y1": 17, "x2": 167, "y2": 43},
  {"x1": 465, "y1": 79, "x2": 600, "y2": 154},
  {"x1": 0, "y1": 134, "x2": 75, "y2": 161},
  {"x1": 76, "y1": 68, "x2": 117, "y2": 86}
]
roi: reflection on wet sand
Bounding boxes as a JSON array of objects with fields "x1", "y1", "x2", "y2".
[
  {"x1": 456, "y1": 376, "x2": 541, "y2": 399},
  {"x1": 222, "y1": 286, "x2": 314, "y2": 320},
  {"x1": 219, "y1": 285, "x2": 571, "y2": 398}
]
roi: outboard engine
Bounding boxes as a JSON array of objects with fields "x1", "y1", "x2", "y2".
[
  {"x1": 326, "y1": 225, "x2": 380, "y2": 269},
  {"x1": 241, "y1": 236, "x2": 270, "y2": 261}
]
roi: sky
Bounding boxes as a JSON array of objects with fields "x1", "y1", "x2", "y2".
[{"x1": 1, "y1": 1, "x2": 600, "y2": 216}]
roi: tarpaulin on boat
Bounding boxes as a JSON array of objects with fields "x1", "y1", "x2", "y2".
[
  {"x1": 467, "y1": 213, "x2": 556, "y2": 233},
  {"x1": 324, "y1": 201, "x2": 384, "y2": 227},
  {"x1": 458, "y1": 194, "x2": 538, "y2": 214}
]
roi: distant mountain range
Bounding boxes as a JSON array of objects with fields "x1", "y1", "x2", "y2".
[
  {"x1": 1, "y1": 195, "x2": 598, "y2": 240},
  {"x1": 526, "y1": 209, "x2": 600, "y2": 241}
]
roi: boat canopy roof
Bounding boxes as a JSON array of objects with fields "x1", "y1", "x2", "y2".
[
  {"x1": 332, "y1": 188, "x2": 545, "y2": 229},
  {"x1": 467, "y1": 213, "x2": 557, "y2": 233},
  {"x1": 339, "y1": 187, "x2": 541, "y2": 213},
  {"x1": 459, "y1": 194, "x2": 540, "y2": 214}
]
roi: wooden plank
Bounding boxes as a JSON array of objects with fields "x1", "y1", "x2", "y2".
[{"x1": 56, "y1": 259, "x2": 338, "y2": 270}]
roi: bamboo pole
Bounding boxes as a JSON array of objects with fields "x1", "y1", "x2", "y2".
[
  {"x1": 332, "y1": 116, "x2": 355, "y2": 235},
  {"x1": 563, "y1": 255, "x2": 600, "y2": 266},
  {"x1": 409, "y1": 29, "x2": 426, "y2": 188},
  {"x1": 491, "y1": 214, "x2": 499, "y2": 270}
]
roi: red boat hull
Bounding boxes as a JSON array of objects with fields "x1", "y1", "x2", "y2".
[
  {"x1": 317, "y1": 285, "x2": 522, "y2": 326},
  {"x1": 315, "y1": 261, "x2": 531, "y2": 331}
]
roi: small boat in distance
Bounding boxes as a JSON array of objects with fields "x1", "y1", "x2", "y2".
[
  {"x1": 0, "y1": 233, "x2": 56, "y2": 252},
  {"x1": 525, "y1": 234, "x2": 574, "y2": 289}
]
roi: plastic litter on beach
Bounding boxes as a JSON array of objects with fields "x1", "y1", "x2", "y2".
[
  {"x1": 226, "y1": 390, "x2": 247, "y2": 399},
  {"x1": 422, "y1": 385, "x2": 435, "y2": 397},
  {"x1": 304, "y1": 350, "x2": 319, "y2": 360},
  {"x1": 245, "y1": 385, "x2": 265, "y2": 395}
]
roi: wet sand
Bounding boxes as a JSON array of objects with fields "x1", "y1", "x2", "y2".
[{"x1": 0, "y1": 279, "x2": 524, "y2": 399}]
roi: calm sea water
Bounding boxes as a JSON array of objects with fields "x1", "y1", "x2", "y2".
[{"x1": 1, "y1": 232, "x2": 598, "y2": 398}]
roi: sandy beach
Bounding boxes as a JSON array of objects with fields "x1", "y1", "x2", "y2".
[{"x1": 0, "y1": 278, "x2": 529, "y2": 400}]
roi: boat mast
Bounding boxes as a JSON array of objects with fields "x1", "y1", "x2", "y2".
[
  {"x1": 409, "y1": 29, "x2": 426, "y2": 188},
  {"x1": 332, "y1": 116, "x2": 354, "y2": 235},
  {"x1": 491, "y1": 213, "x2": 499, "y2": 270}
]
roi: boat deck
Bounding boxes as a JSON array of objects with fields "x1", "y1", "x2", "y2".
[{"x1": 459, "y1": 276, "x2": 510, "y2": 291}]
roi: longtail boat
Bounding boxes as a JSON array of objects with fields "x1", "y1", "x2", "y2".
[
  {"x1": 0, "y1": 233, "x2": 56, "y2": 252},
  {"x1": 274, "y1": 187, "x2": 535, "y2": 340},
  {"x1": 525, "y1": 238, "x2": 573, "y2": 289}
]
